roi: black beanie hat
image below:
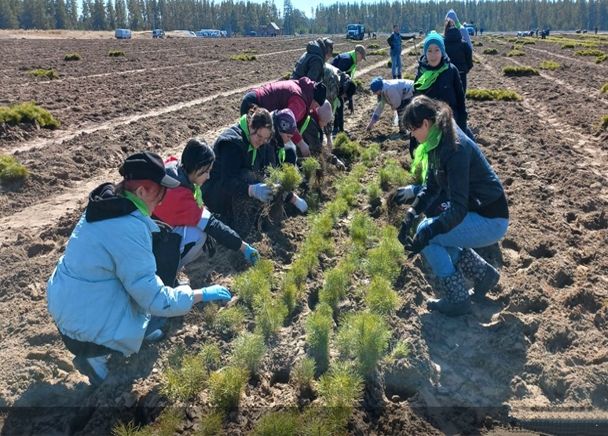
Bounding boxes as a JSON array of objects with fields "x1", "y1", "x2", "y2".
[
  {"x1": 181, "y1": 138, "x2": 215, "y2": 174},
  {"x1": 313, "y1": 82, "x2": 327, "y2": 106}
]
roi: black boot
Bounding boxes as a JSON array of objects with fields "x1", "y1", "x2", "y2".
[
  {"x1": 426, "y1": 270, "x2": 471, "y2": 316},
  {"x1": 456, "y1": 248, "x2": 500, "y2": 301}
]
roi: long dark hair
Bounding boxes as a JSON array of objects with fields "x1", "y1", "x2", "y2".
[
  {"x1": 402, "y1": 95, "x2": 457, "y2": 148},
  {"x1": 444, "y1": 20, "x2": 455, "y2": 36},
  {"x1": 246, "y1": 105, "x2": 273, "y2": 133}
]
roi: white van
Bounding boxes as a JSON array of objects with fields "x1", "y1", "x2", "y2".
[{"x1": 115, "y1": 29, "x2": 132, "y2": 39}]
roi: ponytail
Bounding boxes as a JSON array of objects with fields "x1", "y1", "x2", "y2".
[
  {"x1": 402, "y1": 95, "x2": 457, "y2": 149},
  {"x1": 246, "y1": 105, "x2": 273, "y2": 132}
]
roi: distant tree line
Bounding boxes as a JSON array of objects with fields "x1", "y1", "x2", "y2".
[{"x1": 0, "y1": 0, "x2": 606, "y2": 33}]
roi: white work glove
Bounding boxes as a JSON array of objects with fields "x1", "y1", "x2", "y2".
[
  {"x1": 248, "y1": 183, "x2": 274, "y2": 202},
  {"x1": 291, "y1": 194, "x2": 308, "y2": 213}
]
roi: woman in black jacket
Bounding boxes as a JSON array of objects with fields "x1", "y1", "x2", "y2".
[
  {"x1": 397, "y1": 96, "x2": 509, "y2": 316},
  {"x1": 444, "y1": 21, "x2": 473, "y2": 92}
]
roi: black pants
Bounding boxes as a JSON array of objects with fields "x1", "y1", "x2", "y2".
[
  {"x1": 60, "y1": 332, "x2": 114, "y2": 358},
  {"x1": 459, "y1": 73, "x2": 468, "y2": 93},
  {"x1": 333, "y1": 102, "x2": 344, "y2": 134},
  {"x1": 240, "y1": 91, "x2": 259, "y2": 115}
]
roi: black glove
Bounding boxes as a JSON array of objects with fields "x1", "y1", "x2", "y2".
[
  {"x1": 404, "y1": 226, "x2": 433, "y2": 255},
  {"x1": 398, "y1": 209, "x2": 416, "y2": 246},
  {"x1": 203, "y1": 236, "x2": 216, "y2": 258}
]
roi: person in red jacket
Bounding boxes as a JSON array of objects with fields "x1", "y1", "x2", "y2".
[
  {"x1": 153, "y1": 138, "x2": 260, "y2": 268},
  {"x1": 240, "y1": 77, "x2": 327, "y2": 158}
]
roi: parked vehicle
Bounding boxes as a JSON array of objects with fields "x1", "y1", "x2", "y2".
[
  {"x1": 152, "y1": 29, "x2": 165, "y2": 39},
  {"x1": 114, "y1": 28, "x2": 132, "y2": 39},
  {"x1": 248, "y1": 31, "x2": 257, "y2": 37},
  {"x1": 346, "y1": 23, "x2": 365, "y2": 40},
  {"x1": 169, "y1": 30, "x2": 197, "y2": 38},
  {"x1": 196, "y1": 29, "x2": 222, "y2": 38}
]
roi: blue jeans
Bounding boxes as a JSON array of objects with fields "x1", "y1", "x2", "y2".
[
  {"x1": 417, "y1": 213, "x2": 509, "y2": 277},
  {"x1": 391, "y1": 52, "x2": 402, "y2": 78}
]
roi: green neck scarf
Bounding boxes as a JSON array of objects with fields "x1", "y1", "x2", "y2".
[
  {"x1": 193, "y1": 184, "x2": 203, "y2": 207},
  {"x1": 299, "y1": 116, "x2": 311, "y2": 135},
  {"x1": 414, "y1": 63, "x2": 448, "y2": 91},
  {"x1": 347, "y1": 50, "x2": 357, "y2": 77},
  {"x1": 239, "y1": 114, "x2": 257, "y2": 167},
  {"x1": 278, "y1": 148, "x2": 286, "y2": 164},
  {"x1": 410, "y1": 124, "x2": 442, "y2": 182},
  {"x1": 123, "y1": 190, "x2": 151, "y2": 217},
  {"x1": 454, "y1": 20, "x2": 462, "y2": 29}
]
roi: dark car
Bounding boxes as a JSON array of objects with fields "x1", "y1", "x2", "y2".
[{"x1": 152, "y1": 29, "x2": 165, "y2": 39}]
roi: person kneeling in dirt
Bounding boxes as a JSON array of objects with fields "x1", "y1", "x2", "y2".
[
  {"x1": 153, "y1": 138, "x2": 260, "y2": 268},
  {"x1": 240, "y1": 77, "x2": 327, "y2": 158},
  {"x1": 322, "y1": 63, "x2": 357, "y2": 139},
  {"x1": 396, "y1": 96, "x2": 509, "y2": 316},
  {"x1": 366, "y1": 76, "x2": 415, "y2": 132},
  {"x1": 202, "y1": 107, "x2": 308, "y2": 237},
  {"x1": 47, "y1": 152, "x2": 232, "y2": 385}
]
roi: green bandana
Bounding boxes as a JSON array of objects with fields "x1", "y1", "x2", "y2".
[
  {"x1": 239, "y1": 114, "x2": 257, "y2": 167},
  {"x1": 414, "y1": 63, "x2": 448, "y2": 91},
  {"x1": 347, "y1": 50, "x2": 357, "y2": 77},
  {"x1": 410, "y1": 124, "x2": 442, "y2": 182},
  {"x1": 193, "y1": 184, "x2": 203, "y2": 207},
  {"x1": 123, "y1": 190, "x2": 151, "y2": 217},
  {"x1": 278, "y1": 148, "x2": 286, "y2": 164},
  {"x1": 454, "y1": 20, "x2": 462, "y2": 29}
]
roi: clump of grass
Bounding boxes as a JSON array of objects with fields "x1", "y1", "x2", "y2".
[
  {"x1": 367, "y1": 182, "x2": 382, "y2": 209},
  {"x1": 483, "y1": 48, "x2": 498, "y2": 55},
  {"x1": 379, "y1": 159, "x2": 410, "y2": 190},
  {"x1": 317, "y1": 363, "x2": 364, "y2": 429},
  {"x1": 367, "y1": 48, "x2": 387, "y2": 56},
  {"x1": 600, "y1": 115, "x2": 608, "y2": 131},
  {"x1": 300, "y1": 157, "x2": 321, "y2": 183},
  {"x1": 0, "y1": 155, "x2": 29, "y2": 183},
  {"x1": 350, "y1": 212, "x2": 376, "y2": 247},
  {"x1": 254, "y1": 292, "x2": 288, "y2": 340},
  {"x1": 291, "y1": 357, "x2": 315, "y2": 392},
  {"x1": 280, "y1": 275, "x2": 300, "y2": 315},
  {"x1": 231, "y1": 53, "x2": 256, "y2": 61},
  {"x1": 151, "y1": 408, "x2": 183, "y2": 436},
  {"x1": 29, "y1": 68, "x2": 59, "y2": 79},
  {"x1": 305, "y1": 191, "x2": 320, "y2": 211},
  {"x1": 199, "y1": 343, "x2": 222, "y2": 372},
  {"x1": 365, "y1": 276, "x2": 400, "y2": 315},
  {"x1": 111, "y1": 421, "x2": 145, "y2": 436},
  {"x1": 213, "y1": 306, "x2": 246, "y2": 337},
  {"x1": 0, "y1": 102, "x2": 60, "y2": 129},
  {"x1": 360, "y1": 142, "x2": 380, "y2": 167},
  {"x1": 232, "y1": 259, "x2": 273, "y2": 307},
  {"x1": 384, "y1": 340, "x2": 411, "y2": 365},
  {"x1": 353, "y1": 78, "x2": 364, "y2": 92},
  {"x1": 230, "y1": 332, "x2": 266, "y2": 375},
  {"x1": 332, "y1": 132, "x2": 361, "y2": 162},
  {"x1": 503, "y1": 65, "x2": 539, "y2": 76},
  {"x1": 601, "y1": 83, "x2": 608, "y2": 94},
  {"x1": 367, "y1": 43, "x2": 380, "y2": 49},
  {"x1": 195, "y1": 412, "x2": 224, "y2": 436},
  {"x1": 575, "y1": 48, "x2": 604, "y2": 57},
  {"x1": 252, "y1": 410, "x2": 299, "y2": 436},
  {"x1": 305, "y1": 303, "x2": 333, "y2": 374},
  {"x1": 561, "y1": 43, "x2": 575, "y2": 49},
  {"x1": 161, "y1": 352, "x2": 208, "y2": 402},
  {"x1": 539, "y1": 60, "x2": 560, "y2": 70},
  {"x1": 521, "y1": 40, "x2": 536, "y2": 45},
  {"x1": 202, "y1": 303, "x2": 218, "y2": 326},
  {"x1": 474, "y1": 41, "x2": 483, "y2": 47},
  {"x1": 403, "y1": 71, "x2": 415, "y2": 80},
  {"x1": 466, "y1": 88, "x2": 523, "y2": 101},
  {"x1": 507, "y1": 49, "x2": 525, "y2": 57},
  {"x1": 266, "y1": 164, "x2": 303, "y2": 193},
  {"x1": 596, "y1": 54, "x2": 608, "y2": 64},
  {"x1": 208, "y1": 366, "x2": 249, "y2": 411},
  {"x1": 336, "y1": 312, "x2": 390, "y2": 377},
  {"x1": 108, "y1": 50, "x2": 125, "y2": 57},
  {"x1": 64, "y1": 52, "x2": 81, "y2": 61},
  {"x1": 407, "y1": 50, "x2": 418, "y2": 56},
  {"x1": 335, "y1": 172, "x2": 362, "y2": 205},
  {"x1": 366, "y1": 226, "x2": 405, "y2": 282},
  {"x1": 319, "y1": 264, "x2": 349, "y2": 311}
]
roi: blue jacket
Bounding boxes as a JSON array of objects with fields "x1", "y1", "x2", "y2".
[
  {"x1": 47, "y1": 183, "x2": 194, "y2": 356},
  {"x1": 331, "y1": 52, "x2": 356, "y2": 76}
]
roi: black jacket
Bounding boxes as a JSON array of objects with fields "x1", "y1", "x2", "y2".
[
  {"x1": 415, "y1": 56, "x2": 467, "y2": 130},
  {"x1": 444, "y1": 28, "x2": 473, "y2": 75},
  {"x1": 412, "y1": 126, "x2": 508, "y2": 238},
  {"x1": 292, "y1": 39, "x2": 327, "y2": 82}
]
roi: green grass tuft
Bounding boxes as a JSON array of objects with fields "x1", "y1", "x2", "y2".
[
  {"x1": 64, "y1": 52, "x2": 81, "y2": 61},
  {"x1": 194, "y1": 412, "x2": 224, "y2": 436},
  {"x1": 507, "y1": 49, "x2": 525, "y2": 57},
  {"x1": 503, "y1": 65, "x2": 539, "y2": 76},
  {"x1": 230, "y1": 332, "x2": 266, "y2": 375},
  {"x1": 575, "y1": 48, "x2": 604, "y2": 57},
  {"x1": 254, "y1": 292, "x2": 288, "y2": 340},
  {"x1": 232, "y1": 259, "x2": 273, "y2": 308},
  {"x1": 366, "y1": 226, "x2": 405, "y2": 282},
  {"x1": 0, "y1": 102, "x2": 60, "y2": 129},
  {"x1": 483, "y1": 48, "x2": 498, "y2": 55},
  {"x1": 600, "y1": 115, "x2": 608, "y2": 131},
  {"x1": 379, "y1": 159, "x2": 411, "y2": 191},
  {"x1": 596, "y1": 54, "x2": 608, "y2": 63},
  {"x1": 350, "y1": 212, "x2": 377, "y2": 247},
  {"x1": 365, "y1": 276, "x2": 400, "y2": 315},
  {"x1": 213, "y1": 306, "x2": 246, "y2": 337},
  {"x1": 266, "y1": 164, "x2": 303, "y2": 193},
  {"x1": 360, "y1": 142, "x2": 380, "y2": 167},
  {"x1": 108, "y1": 50, "x2": 125, "y2": 57},
  {"x1": 332, "y1": 132, "x2": 361, "y2": 162},
  {"x1": 561, "y1": 43, "x2": 575, "y2": 49},
  {"x1": 317, "y1": 362, "x2": 364, "y2": 429},
  {"x1": 466, "y1": 88, "x2": 522, "y2": 101},
  {"x1": 367, "y1": 48, "x2": 387, "y2": 56},
  {"x1": 305, "y1": 303, "x2": 333, "y2": 374},
  {"x1": 198, "y1": 343, "x2": 222, "y2": 372},
  {"x1": 300, "y1": 157, "x2": 321, "y2": 183},
  {"x1": 160, "y1": 352, "x2": 208, "y2": 402},
  {"x1": 208, "y1": 366, "x2": 249, "y2": 412},
  {"x1": 291, "y1": 357, "x2": 315, "y2": 392},
  {"x1": 0, "y1": 155, "x2": 29, "y2": 182},
  {"x1": 367, "y1": 43, "x2": 380, "y2": 49},
  {"x1": 384, "y1": 340, "x2": 411, "y2": 365},
  {"x1": 231, "y1": 53, "x2": 257, "y2": 61},
  {"x1": 601, "y1": 83, "x2": 608, "y2": 94},
  {"x1": 336, "y1": 312, "x2": 390, "y2": 377},
  {"x1": 367, "y1": 182, "x2": 382, "y2": 208},
  {"x1": 539, "y1": 60, "x2": 560, "y2": 70},
  {"x1": 29, "y1": 68, "x2": 59, "y2": 79},
  {"x1": 252, "y1": 410, "x2": 299, "y2": 436}
]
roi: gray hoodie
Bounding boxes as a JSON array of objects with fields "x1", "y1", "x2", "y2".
[
  {"x1": 445, "y1": 9, "x2": 473, "y2": 50},
  {"x1": 291, "y1": 39, "x2": 327, "y2": 82}
]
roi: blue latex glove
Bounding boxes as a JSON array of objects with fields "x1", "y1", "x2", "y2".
[
  {"x1": 201, "y1": 285, "x2": 232, "y2": 303},
  {"x1": 249, "y1": 183, "x2": 273, "y2": 202},
  {"x1": 242, "y1": 244, "x2": 260, "y2": 265}
]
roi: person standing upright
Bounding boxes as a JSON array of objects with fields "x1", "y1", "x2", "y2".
[
  {"x1": 387, "y1": 24, "x2": 416, "y2": 79},
  {"x1": 445, "y1": 9, "x2": 473, "y2": 50}
]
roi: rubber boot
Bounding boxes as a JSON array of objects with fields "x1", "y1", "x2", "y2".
[
  {"x1": 426, "y1": 270, "x2": 471, "y2": 316},
  {"x1": 456, "y1": 248, "x2": 500, "y2": 301}
]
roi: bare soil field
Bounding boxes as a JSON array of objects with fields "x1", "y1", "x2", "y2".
[{"x1": 0, "y1": 34, "x2": 607, "y2": 435}]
